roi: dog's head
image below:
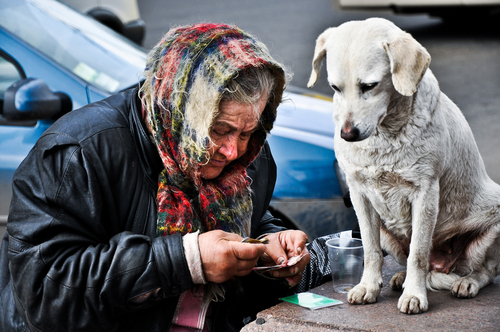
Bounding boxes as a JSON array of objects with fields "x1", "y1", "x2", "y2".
[{"x1": 308, "y1": 18, "x2": 430, "y2": 142}]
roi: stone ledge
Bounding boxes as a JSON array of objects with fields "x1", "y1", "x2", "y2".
[{"x1": 243, "y1": 256, "x2": 500, "y2": 332}]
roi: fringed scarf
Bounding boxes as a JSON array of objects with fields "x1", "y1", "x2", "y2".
[{"x1": 140, "y1": 23, "x2": 286, "y2": 241}]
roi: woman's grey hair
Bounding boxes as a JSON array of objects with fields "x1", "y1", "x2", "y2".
[{"x1": 221, "y1": 66, "x2": 275, "y2": 107}]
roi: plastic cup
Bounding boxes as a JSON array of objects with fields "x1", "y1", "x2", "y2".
[{"x1": 326, "y1": 237, "x2": 364, "y2": 293}]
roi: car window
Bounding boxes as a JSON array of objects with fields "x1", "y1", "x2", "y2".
[
  {"x1": 0, "y1": 0, "x2": 146, "y2": 94},
  {"x1": 0, "y1": 54, "x2": 22, "y2": 99},
  {"x1": 0, "y1": 52, "x2": 23, "y2": 123},
  {"x1": 0, "y1": 52, "x2": 37, "y2": 126}
]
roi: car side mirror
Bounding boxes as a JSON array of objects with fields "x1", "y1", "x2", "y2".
[{"x1": 2, "y1": 78, "x2": 72, "y2": 121}]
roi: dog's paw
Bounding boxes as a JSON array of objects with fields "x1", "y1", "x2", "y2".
[
  {"x1": 348, "y1": 284, "x2": 380, "y2": 305},
  {"x1": 451, "y1": 277, "x2": 479, "y2": 298},
  {"x1": 390, "y1": 271, "x2": 406, "y2": 291},
  {"x1": 397, "y1": 291, "x2": 428, "y2": 314}
]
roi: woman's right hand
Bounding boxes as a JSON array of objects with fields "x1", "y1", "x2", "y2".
[{"x1": 198, "y1": 230, "x2": 266, "y2": 283}]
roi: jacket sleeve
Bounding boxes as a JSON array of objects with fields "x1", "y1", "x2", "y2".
[
  {"x1": 248, "y1": 141, "x2": 286, "y2": 237},
  {"x1": 7, "y1": 133, "x2": 192, "y2": 332}
]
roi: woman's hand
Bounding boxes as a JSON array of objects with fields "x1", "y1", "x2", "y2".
[
  {"x1": 259, "y1": 230, "x2": 310, "y2": 287},
  {"x1": 198, "y1": 230, "x2": 266, "y2": 283}
]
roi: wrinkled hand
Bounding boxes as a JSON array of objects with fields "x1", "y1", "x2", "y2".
[
  {"x1": 199, "y1": 230, "x2": 266, "y2": 283},
  {"x1": 259, "y1": 230, "x2": 310, "y2": 287}
]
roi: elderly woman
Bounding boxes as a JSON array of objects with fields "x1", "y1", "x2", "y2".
[{"x1": 0, "y1": 23, "x2": 309, "y2": 331}]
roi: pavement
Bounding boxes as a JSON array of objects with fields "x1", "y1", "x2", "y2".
[{"x1": 242, "y1": 256, "x2": 500, "y2": 332}]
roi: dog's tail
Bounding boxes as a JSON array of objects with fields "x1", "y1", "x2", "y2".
[{"x1": 426, "y1": 270, "x2": 461, "y2": 291}]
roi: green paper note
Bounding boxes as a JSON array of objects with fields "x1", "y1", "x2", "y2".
[{"x1": 280, "y1": 292, "x2": 343, "y2": 310}]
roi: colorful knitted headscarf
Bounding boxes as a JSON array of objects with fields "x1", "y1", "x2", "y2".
[{"x1": 140, "y1": 23, "x2": 286, "y2": 239}]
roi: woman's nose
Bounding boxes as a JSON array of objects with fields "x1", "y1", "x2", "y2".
[{"x1": 218, "y1": 136, "x2": 239, "y2": 161}]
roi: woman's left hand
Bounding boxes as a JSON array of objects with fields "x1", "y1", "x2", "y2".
[{"x1": 259, "y1": 230, "x2": 310, "y2": 287}]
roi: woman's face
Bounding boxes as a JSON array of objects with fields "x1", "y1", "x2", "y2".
[{"x1": 201, "y1": 94, "x2": 267, "y2": 180}]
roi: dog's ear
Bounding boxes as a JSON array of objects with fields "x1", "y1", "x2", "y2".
[
  {"x1": 307, "y1": 28, "x2": 335, "y2": 88},
  {"x1": 383, "y1": 33, "x2": 431, "y2": 96}
]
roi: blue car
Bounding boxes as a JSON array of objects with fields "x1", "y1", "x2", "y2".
[{"x1": 0, "y1": 0, "x2": 356, "y2": 240}]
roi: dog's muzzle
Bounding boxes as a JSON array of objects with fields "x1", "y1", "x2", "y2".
[{"x1": 340, "y1": 126, "x2": 361, "y2": 142}]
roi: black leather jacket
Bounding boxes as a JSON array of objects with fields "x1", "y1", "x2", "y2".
[{"x1": 0, "y1": 86, "x2": 288, "y2": 332}]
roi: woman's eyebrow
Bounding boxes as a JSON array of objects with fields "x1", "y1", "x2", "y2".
[
  {"x1": 245, "y1": 126, "x2": 259, "y2": 133},
  {"x1": 212, "y1": 121, "x2": 259, "y2": 132}
]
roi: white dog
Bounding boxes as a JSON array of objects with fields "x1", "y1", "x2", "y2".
[{"x1": 308, "y1": 18, "x2": 500, "y2": 314}]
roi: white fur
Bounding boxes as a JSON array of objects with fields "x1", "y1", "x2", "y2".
[{"x1": 309, "y1": 18, "x2": 500, "y2": 314}]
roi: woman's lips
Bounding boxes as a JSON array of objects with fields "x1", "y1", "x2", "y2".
[{"x1": 209, "y1": 159, "x2": 227, "y2": 167}]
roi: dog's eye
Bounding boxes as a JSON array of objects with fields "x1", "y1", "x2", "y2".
[
  {"x1": 331, "y1": 84, "x2": 341, "y2": 92},
  {"x1": 361, "y1": 83, "x2": 378, "y2": 93}
]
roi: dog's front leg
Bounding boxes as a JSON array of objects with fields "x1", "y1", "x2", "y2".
[
  {"x1": 398, "y1": 181, "x2": 439, "y2": 314},
  {"x1": 348, "y1": 192, "x2": 384, "y2": 305}
]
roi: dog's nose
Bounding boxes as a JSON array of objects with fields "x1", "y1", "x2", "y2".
[{"x1": 341, "y1": 126, "x2": 360, "y2": 141}]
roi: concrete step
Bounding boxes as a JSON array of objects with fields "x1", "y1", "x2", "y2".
[{"x1": 243, "y1": 256, "x2": 500, "y2": 332}]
